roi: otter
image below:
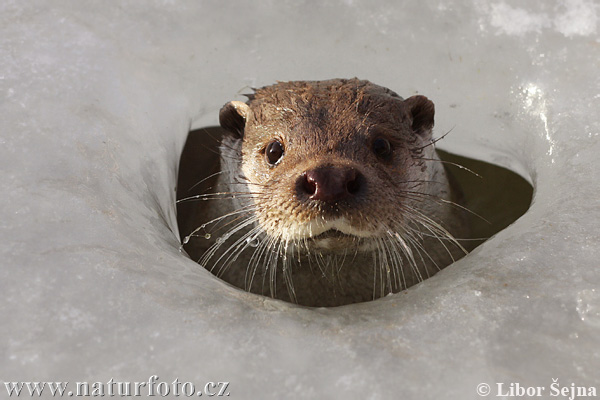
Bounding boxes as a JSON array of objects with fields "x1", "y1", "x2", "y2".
[{"x1": 182, "y1": 78, "x2": 469, "y2": 307}]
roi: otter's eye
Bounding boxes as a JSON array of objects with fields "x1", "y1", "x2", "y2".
[
  {"x1": 265, "y1": 140, "x2": 285, "y2": 165},
  {"x1": 372, "y1": 138, "x2": 392, "y2": 159}
]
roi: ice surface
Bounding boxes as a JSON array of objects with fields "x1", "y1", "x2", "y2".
[{"x1": 1, "y1": 1, "x2": 599, "y2": 398}]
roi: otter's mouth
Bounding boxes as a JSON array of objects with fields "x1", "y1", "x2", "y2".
[
  {"x1": 311, "y1": 229, "x2": 354, "y2": 241},
  {"x1": 280, "y1": 218, "x2": 376, "y2": 252},
  {"x1": 307, "y1": 228, "x2": 372, "y2": 252}
]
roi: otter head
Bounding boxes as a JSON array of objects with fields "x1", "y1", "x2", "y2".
[{"x1": 218, "y1": 79, "x2": 437, "y2": 253}]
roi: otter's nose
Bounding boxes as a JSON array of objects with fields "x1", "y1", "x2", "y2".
[{"x1": 298, "y1": 167, "x2": 362, "y2": 203}]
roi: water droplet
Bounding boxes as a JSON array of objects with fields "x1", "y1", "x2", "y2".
[
  {"x1": 202, "y1": 197, "x2": 208, "y2": 201},
  {"x1": 182, "y1": 236, "x2": 190, "y2": 244},
  {"x1": 576, "y1": 289, "x2": 600, "y2": 327},
  {"x1": 246, "y1": 237, "x2": 259, "y2": 247},
  {"x1": 216, "y1": 237, "x2": 225, "y2": 244},
  {"x1": 474, "y1": 290, "x2": 482, "y2": 297},
  {"x1": 204, "y1": 233, "x2": 212, "y2": 240}
]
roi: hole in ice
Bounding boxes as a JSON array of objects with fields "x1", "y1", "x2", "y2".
[{"x1": 176, "y1": 127, "x2": 532, "y2": 307}]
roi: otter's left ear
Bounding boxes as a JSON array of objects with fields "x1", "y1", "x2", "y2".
[
  {"x1": 404, "y1": 95, "x2": 435, "y2": 136},
  {"x1": 219, "y1": 101, "x2": 251, "y2": 138}
]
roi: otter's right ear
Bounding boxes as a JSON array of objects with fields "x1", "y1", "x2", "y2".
[
  {"x1": 219, "y1": 101, "x2": 251, "y2": 138},
  {"x1": 403, "y1": 95, "x2": 435, "y2": 136}
]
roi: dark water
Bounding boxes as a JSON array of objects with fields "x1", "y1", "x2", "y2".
[{"x1": 437, "y1": 149, "x2": 533, "y2": 248}]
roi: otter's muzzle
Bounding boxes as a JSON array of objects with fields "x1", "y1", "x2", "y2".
[{"x1": 297, "y1": 166, "x2": 363, "y2": 203}]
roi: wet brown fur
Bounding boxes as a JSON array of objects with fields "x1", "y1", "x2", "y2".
[{"x1": 184, "y1": 79, "x2": 469, "y2": 307}]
